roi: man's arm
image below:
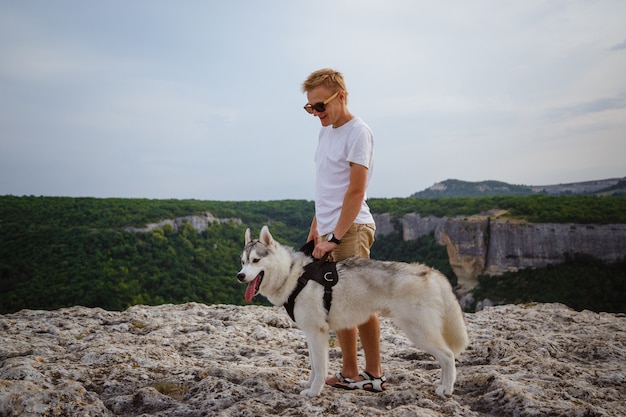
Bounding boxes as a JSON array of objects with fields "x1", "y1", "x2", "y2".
[
  {"x1": 308, "y1": 215, "x2": 318, "y2": 244},
  {"x1": 313, "y1": 162, "x2": 367, "y2": 258}
]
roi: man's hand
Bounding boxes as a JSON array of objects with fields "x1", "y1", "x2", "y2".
[{"x1": 313, "y1": 241, "x2": 337, "y2": 259}]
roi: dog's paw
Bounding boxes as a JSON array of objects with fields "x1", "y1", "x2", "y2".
[
  {"x1": 436, "y1": 385, "x2": 453, "y2": 398},
  {"x1": 299, "y1": 388, "x2": 321, "y2": 397}
]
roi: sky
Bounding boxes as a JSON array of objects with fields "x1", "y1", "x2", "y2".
[{"x1": 1, "y1": 1, "x2": 625, "y2": 201}]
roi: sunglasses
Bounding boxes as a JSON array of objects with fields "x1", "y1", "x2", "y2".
[{"x1": 303, "y1": 91, "x2": 339, "y2": 114}]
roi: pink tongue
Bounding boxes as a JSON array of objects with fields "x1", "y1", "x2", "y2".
[{"x1": 245, "y1": 276, "x2": 259, "y2": 302}]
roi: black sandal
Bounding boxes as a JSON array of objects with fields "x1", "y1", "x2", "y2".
[
  {"x1": 345, "y1": 371, "x2": 387, "y2": 392},
  {"x1": 330, "y1": 372, "x2": 357, "y2": 390}
]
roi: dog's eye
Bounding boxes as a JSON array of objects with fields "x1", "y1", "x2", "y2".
[{"x1": 252, "y1": 258, "x2": 260, "y2": 264}]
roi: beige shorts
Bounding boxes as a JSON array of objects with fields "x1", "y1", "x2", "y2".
[{"x1": 322, "y1": 223, "x2": 376, "y2": 262}]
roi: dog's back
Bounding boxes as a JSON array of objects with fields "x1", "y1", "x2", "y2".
[{"x1": 327, "y1": 257, "x2": 468, "y2": 355}]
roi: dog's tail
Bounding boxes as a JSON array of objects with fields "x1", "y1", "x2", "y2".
[{"x1": 443, "y1": 295, "x2": 469, "y2": 356}]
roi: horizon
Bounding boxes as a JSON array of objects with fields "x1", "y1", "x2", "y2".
[{"x1": 2, "y1": 174, "x2": 624, "y2": 201}]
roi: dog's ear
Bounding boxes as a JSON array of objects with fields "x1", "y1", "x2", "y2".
[
  {"x1": 259, "y1": 225, "x2": 275, "y2": 248},
  {"x1": 245, "y1": 228, "x2": 252, "y2": 245}
]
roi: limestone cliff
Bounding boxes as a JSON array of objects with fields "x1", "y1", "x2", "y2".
[
  {"x1": 124, "y1": 212, "x2": 242, "y2": 233},
  {"x1": 373, "y1": 213, "x2": 626, "y2": 290}
]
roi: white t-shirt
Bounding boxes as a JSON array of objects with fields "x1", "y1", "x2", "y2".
[{"x1": 314, "y1": 117, "x2": 375, "y2": 235}]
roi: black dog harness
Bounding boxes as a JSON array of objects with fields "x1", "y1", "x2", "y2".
[{"x1": 283, "y1": 241, "x2": 338, "y2": 322}]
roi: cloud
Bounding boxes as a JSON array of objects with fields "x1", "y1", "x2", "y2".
[
  {"x1": 611, "y1": 38, "x2": 626, "y2": 50},
  {"x1": 548, "y1": 92, "x2": 626, "y2": 120}
]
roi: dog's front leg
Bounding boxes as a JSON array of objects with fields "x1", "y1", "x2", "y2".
[
  {"x1": 297, "y1": 355, "x2": 315, "y2": 390},
  {"x1": 300, "y1": 328, "x2": 329, "y2": 397}
]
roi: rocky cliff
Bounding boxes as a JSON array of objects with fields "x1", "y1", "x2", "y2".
[
  {"x1": 124, "y1": 212, "x2": 242, "y2": 233},
  {"x1": 1, "y1": 303, "x2": 624, "y2": 417},
  {"x1": 373, "y1": 213, "x2": 626, "y2": 290}
]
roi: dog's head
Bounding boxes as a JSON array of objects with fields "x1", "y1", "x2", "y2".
[{"x1": 237, "y1": 225, "x2": 276, "y2": 302}]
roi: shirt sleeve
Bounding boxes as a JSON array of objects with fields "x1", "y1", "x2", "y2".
[{"x1": 346, "y1": 125, "x2": 373, "y2": 168}]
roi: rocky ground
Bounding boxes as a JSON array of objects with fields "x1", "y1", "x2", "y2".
[{"x1": 1, "y1": 302, "x2": 624, "y2": 416}]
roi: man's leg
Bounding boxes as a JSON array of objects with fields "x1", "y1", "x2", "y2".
[
  {"x1": 325, "y1": 327, "x2": 359, "y2": 386},
  {"x1": 358, "y1": 314, "x2": 382, "y2": 378},
  {"x1": 325, "y1": 315, "x2": 385, "y2": 388},
  {"x1": 325, "y1": 224, "x2": 384, "y2": 387}
]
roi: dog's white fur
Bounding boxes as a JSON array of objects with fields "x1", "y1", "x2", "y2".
[{"x1": 237, "y1": 226, "x2": 469, "y2": 397}]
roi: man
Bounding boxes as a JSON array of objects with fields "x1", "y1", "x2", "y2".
[{"x1": 301, "y1": 68, "x2": 386, "y2": 392}]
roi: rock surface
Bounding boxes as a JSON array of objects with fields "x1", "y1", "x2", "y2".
[{"x1": 1, "y1": 303, "x2": 624, "y2": 416}]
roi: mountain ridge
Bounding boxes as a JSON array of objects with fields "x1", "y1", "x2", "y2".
[{"x1": 411, "y1": 177, "x2": 626, "y2": 198}]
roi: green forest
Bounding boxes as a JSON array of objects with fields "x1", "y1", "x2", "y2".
[{"x1": 1, "y1": 195, "x2": 625, "y2": 314}]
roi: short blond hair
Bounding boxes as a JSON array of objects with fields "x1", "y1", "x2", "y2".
[{"x1": 301, "y1": 68, "x2": 348, "y2": 103}]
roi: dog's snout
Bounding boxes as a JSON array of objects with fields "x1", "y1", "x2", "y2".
[{"x1": 237, "y1": 272, "x2": 246, "y2": 282}]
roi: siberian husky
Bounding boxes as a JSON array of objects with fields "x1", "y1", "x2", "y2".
[{"x1": 237, "y1": 226, "x2": 469, "y2": 397}]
